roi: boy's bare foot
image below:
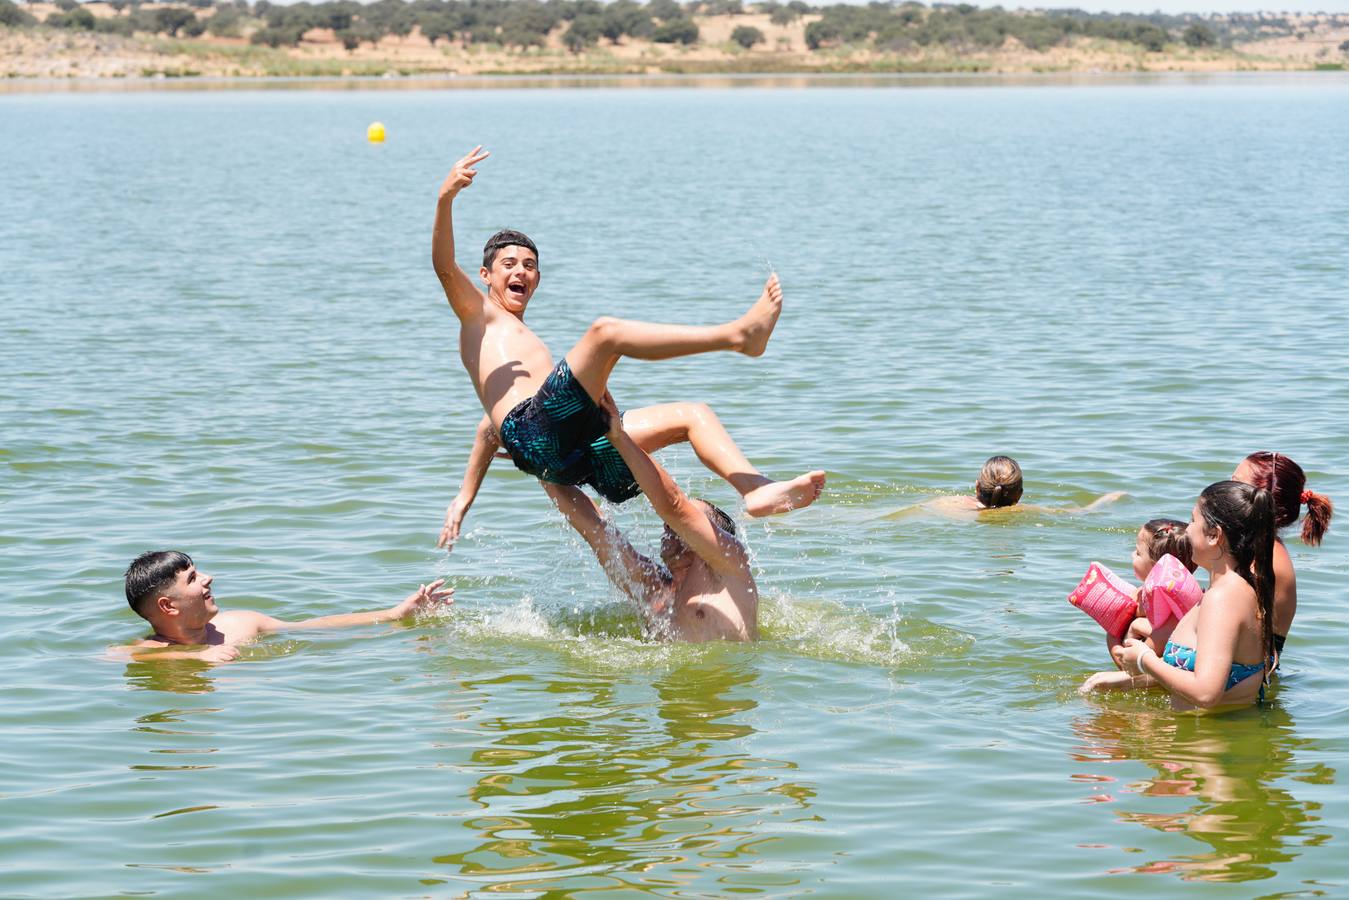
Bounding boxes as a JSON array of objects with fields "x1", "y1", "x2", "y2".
[
  {"x1": 734, "y1": 274, "x2": 783, "y2": 357},
  {"x1": 744, "y1": 470, "x2": 826, "y2": 517}
]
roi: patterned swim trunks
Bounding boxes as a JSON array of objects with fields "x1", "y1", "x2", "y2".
[{"x1": 498, "y1": 360, "x2": 641, "y2": 503}]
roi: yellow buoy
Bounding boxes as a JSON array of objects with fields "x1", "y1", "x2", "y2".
[{"x1": 367, "y1": 121, "x2": 386, "y2": 144}]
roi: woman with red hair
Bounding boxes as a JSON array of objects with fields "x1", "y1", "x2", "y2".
[{"x1": 1232, "y1": 451, "x2": 1334, "y2": 660}]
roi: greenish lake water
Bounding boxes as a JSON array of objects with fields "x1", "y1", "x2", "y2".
[{"x1": 2, "y1": 73, "x2": 1347, "y2": 896}]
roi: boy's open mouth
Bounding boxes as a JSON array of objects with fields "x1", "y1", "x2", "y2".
[{"x1": 507, "y1": 282, "x2": 526, "y2": 296}]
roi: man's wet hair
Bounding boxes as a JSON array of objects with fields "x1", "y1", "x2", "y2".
[
  {"x1": 482, "y1": 230, "x2": 538, "y2": 269},
  {"x1": 125, "y1": 550, "x2": 193, "y2": 619},
  {"x1": 696, "y1": 499, "x2": 737, "y2": 537}
]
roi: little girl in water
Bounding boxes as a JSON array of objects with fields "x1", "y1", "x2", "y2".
[{"x1": 1080, "y1": 518, "x2": 1197, "y2": 693}]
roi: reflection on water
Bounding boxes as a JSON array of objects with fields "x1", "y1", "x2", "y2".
[
  {"x1": 434, "y1": 661, "x2": 818, "y2": 894},
  {"x1": 121, "y1": 638, "x2": 304, "y2": 694},
  {"x1": 123, "y1": 660, "x2": 217, "y2": 695},
  {"x1": 1070, "y1": 704, "x2": 1332, "y2": 883}
]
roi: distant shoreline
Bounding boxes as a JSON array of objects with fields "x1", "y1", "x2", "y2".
[
  {"x1": 4, "y1": 4, "x2": 1348, "y2": 81},
  {"x1": 5, "y1": 70, "x2": 1346, "y2": 95}
]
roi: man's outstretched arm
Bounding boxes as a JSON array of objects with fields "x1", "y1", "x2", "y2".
[
  {"x1": 261, "y1": 580, "x2": 454, "y2": 632},
  {"x1": 543, "y1": 482, "x2": 666, "y2": 602},
  {"x1": 438, "y1": 415, "x2": 500, "y2": 549},
  {"x1": 603, "y1": 400, "x2": 749, "y2": 578},
  {"x1": 433, "y1": 146, "x2": 490, "y2": 321}
]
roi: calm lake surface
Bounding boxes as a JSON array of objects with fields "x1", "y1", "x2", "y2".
[{"x1": 2, "y1": 74, "x2": 1347, "y2": 897}]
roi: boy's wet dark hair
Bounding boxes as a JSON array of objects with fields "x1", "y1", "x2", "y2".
[
  {"x1": 125, "y1": 550, "x2": 193, "y2": 619},
  {"x1": 696, "y1": 498, "x2": 737, "y2": 537},
  {"x1": 482, "y1": 230, "x2": 538, "y2": 269},
  {"x1": 1141, "y1": 518, "x2": 1195, "y2": 572},
  {"x1": 976, "y1": 456, "x2": 1023, "y2": 508}
]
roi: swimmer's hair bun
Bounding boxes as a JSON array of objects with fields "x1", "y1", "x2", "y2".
[
  {"x1": 1068, "y1": 562, "x2": 1138, "y2": 638},
  {"x1": 1141, "y1": 553, "x2": 1203, "y2": 630}
]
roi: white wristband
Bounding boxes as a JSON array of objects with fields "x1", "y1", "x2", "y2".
[{"x1": 1134, "y1": 648, "x2": 1154, "y2": 676}]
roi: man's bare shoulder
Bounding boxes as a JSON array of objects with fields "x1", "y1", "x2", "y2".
[{"x1": 207, "y1": 609, "x2": 283, "y2": 644}]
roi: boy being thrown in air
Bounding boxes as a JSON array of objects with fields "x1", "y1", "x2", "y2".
[{"x1": 432, "y1": 146, "x2": 824, "y2": 545}]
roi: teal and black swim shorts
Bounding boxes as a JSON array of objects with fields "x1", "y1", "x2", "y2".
[{"x1": 498, "y1": 360, "x2": 641, "y2": 503}]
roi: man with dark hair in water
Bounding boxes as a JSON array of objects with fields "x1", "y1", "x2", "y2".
[
  {"x1": 543, "y1": 395, "x2": 777, "y2": 643},
  {"x1": 118, "y1": 551, "x2": 452, "y2": 662}
]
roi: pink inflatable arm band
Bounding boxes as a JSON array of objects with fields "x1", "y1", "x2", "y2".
[
  {"x1": 1141, "y1": 553, "x2": 1203, "y2": 630},
  {"x1": 1067, "y1": 562, "x2": 1138, "y2": 638}
]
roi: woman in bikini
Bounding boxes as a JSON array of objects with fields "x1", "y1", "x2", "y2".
[{"x1": 1119, "y1": 480, "x2": 1276, "y2": 710}]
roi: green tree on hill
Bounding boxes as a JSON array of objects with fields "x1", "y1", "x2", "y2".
[
  {"x1": 153, "y1": 6, "x2": 199, "y2": 36},
  {"x1": 418, "y1": 10, "x2": 458, "y2": 44},
  {"x1": 365, "y1": 0, "x2": 414, "y2": 38},
  {"x1": 0, "y1": 0, "x2": 36, "y2": 27},
  {"x1": 600, "y1": 0, "x2": 652, "y2": 43},
  {"x1": 336, "y1": 20, "x2": 380, "y2": 48},
  {"x1": 647, "y1": 0, "x2": 683, "y2": 22},
  {"x1": 48, "y1": 6, "x2": 96, "y2": 28},
  {"x1": 563, "y1": 13, "x2": 602, "y2": 50},
  {"x1": 315, "y1": 1, "x2": 357, "y2": 31},
  {"x1": 206, "y1": 5, "x2": 243, "y2": 36},
  {"x1": 1183, "y1": 22, "x2": 1215, "y2": 47},
  {"x1": 652, "y1": 16, "x2": 697, "y2": 43},
  {"x1": 731, "y1": 23, "x2": 763, "y2": 47},
  {"x1": 250, "y1": 22, "x2": 305, "y2": 45},
  {"x1": 804, "y1": 18, "x2": 838, "y2": 48}
]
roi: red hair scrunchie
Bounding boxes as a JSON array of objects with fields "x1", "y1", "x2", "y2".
[{"x1": 1300, "y1": 489, "x2": 1314, "y2": 505}]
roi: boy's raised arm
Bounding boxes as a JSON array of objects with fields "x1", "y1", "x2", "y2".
[
  {"x1": 437, "y1": 415, "x2": 500, "y2": 549},
  {"x1": 433, "y1": 146, "x2": 491, "y2": 321}
]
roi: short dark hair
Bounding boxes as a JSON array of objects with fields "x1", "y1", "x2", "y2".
[
  {"x1": 482, "y1": 230, "x2": 538, "y2": 269},
  {"x1": 696, "y1": 498, "x2": 737, "y2": 537},
  {"x1": 125, "y1": 550, "x2": 193, "y2": 619}
]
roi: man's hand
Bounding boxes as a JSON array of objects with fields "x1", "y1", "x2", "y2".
[
  {"x1": 439, "y1": 146, "x2": 490, "y2": 202},
  {"x1": 389, "y1": 578, "x2": 454, "y2": 619},
  {"x1": 199, "y1": 644, "x2": 240, "y2": 663},
  {"x1": 599, "y1": 391, "x2": 623, "y2": 440},
  {"x1": 437, "y1": 496, "x2": 471, "y2": 550}
]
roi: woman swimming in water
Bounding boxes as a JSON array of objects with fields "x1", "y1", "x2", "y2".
[
  {"x1": 920, "y1": 456, "x2": 1123, "y2": 517},
  {"x1": 1232, "y1": 451, "x2": 1333, "y2": 663},
  {"x1": 1118, "y1": 480, "x2": 1276, "y2": 710}
]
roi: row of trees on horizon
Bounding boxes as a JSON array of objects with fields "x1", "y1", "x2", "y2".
[{"x1": 4, "y1": 0, "x2": 1346, "y2": 55}]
